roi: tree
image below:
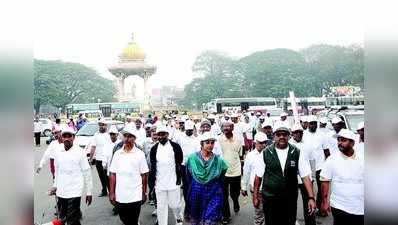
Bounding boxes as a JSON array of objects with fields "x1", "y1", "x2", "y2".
[
  {"x1": 181, "y1": 44, "x2": 364, "y2": 109},
  {"x1": 34, "y1": 59, "x2": 116, "y2": 112}
]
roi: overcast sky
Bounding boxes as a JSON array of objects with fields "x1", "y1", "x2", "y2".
[{"x1": 34, "y1": 0, "x2": 364, "y2": 92}]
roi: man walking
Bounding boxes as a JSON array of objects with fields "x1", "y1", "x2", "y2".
[
  {"x1": 89, "y1": 119, "x2": 111, "y2": 197},
  {"x1": 50, "y1": 127, "x2": 93, "y2": 225},
  {"x1": 241, "y1": 132, "x2": 268, "y2": 225},
  {"x1": 148, "y1": 125, "x2": 184, "y2": 225},
  {"x1": 320, "y1": 129, "x2": 364, "y2": 225},
  {"x1": 253, "y1": 124, "x2": 316, "y2": 225},
  {"x1": 219, "y1": 121, "x2": 243, "y2": 224},
  {"x1": 109, "y1": 127, "x2": 149, "y2": 225}
]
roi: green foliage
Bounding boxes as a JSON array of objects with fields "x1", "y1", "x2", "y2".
[
  {"x1": 179, "y1": 44, "x2": 364, "y2": 109},
  {"x1": 34, "y1": 59, "x2": 116, "y2": 112}
]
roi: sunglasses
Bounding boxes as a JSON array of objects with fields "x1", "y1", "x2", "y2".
[{"x1": 205, "y1": 140, "x2": 216, "y2": 144}]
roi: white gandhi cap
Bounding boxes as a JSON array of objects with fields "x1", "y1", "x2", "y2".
[
  {"x1": 254, "y1": 132, "x2": 268, "y2": 142},
  {"x1": 337, "y1": 128, "x2": 356, "y2": 141},
  {"x1": 200, "y1": 132, "x2": 217, "y2": 142}
]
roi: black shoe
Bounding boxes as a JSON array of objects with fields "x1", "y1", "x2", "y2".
[
  {"x1": 233, "y1": 202, "x2": 240, "y2": 213},
  {"x1": 98, "y1": 192, "x2": 107, "y2": 197},
  {"x1": 222, "y1": 218, "x2": 230, "y2": 224}
]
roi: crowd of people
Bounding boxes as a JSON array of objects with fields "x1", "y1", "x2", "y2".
[{"x1": 36, "y1": 110, "x2": 364, "y2": 225}]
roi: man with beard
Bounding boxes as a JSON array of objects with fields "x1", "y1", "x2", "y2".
[
  {"x1": 50, "y1": 127, "x2": 93, "y2": 225},
  {"x1": 148, "y1": 125, "x2": 184, "y2": 225},
  {"x1": 109, "y1": 127, "x2": 149, "y2": 225},
  {"x1": 253, "y1": 124, "x2": 316, "y2": 225},
  {"x1": 89, "y1": 119, "x2": 112, "y2": 197},
  {"x1": 320, "y1": 129, "x2": 364, "y2": 225}
]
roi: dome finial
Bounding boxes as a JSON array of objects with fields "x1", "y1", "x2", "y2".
[{"x1": 131, "y1": 32, "x2": 134, "y2": 42}]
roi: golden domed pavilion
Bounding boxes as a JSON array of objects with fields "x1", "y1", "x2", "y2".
[{"x1": 108, "y1": 33, "x2": 156, "y2": 111}]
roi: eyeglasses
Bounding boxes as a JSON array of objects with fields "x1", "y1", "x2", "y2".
[{"x1": 205, "y1": 140, "x2": 215, "y2": 144}]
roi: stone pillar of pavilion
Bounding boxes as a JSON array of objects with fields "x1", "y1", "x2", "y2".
[{"x1": 108, "y1": 34, "x2": 156, "y2": 112}]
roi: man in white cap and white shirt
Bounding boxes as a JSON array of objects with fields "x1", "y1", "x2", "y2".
[
  {"x1": 278, "y1": 112, "x2": 291, "y2": 129},
  {"x1": 133, "y1": 118, "x2": 147, "y2": 148},
  {"x1": 230, "y1": 113, "x2": 248, "y2": 152},
  {"x1": 290, "y1": 123, "x2": 316, "y2": 225},
  {"x1": 49, "y1": 127, "x2": 93, "y2": 225},
  {"x1": 241, "y1": 132, "x2": 268, "y2": 225},
  {"x1": 125, "y1": 115, "x2": 134, "y2": 130},
  {"x1": 89, "y1": 118, "x2": 112, "y2": 197},
  {"x1": 303, "y1": 115, "x2": 330, "y2": 212},
  {"x1": 320, "y1": 129, "x2": 364, "y2": 225},
  {"x1": 261, "y1": 119, "x2": 274, "y2": 145},
  {"x1": 102, "y1": 125, "x2": 122, "y2": 176},
  {"x1": 300, "y1": 116, "x2": 309, "y2": 130},
  {"x1": 174, "y1": 120, "x2": 200, "y2": 218},
  {"x1": 318, "y1": 117, "x2": 329, "y2": 135},
  {"x1": 148, "y1": 125, "x2": 184, "y2": 225},
  {"x1": 208, "y1": 114, "x2": 222, "y2": 136},
  {"x1": 355, "y1": 121, "x2": 364, "y2": 156},
  {"x1": 37, "y1": 126, "x2": 63, "y2": 179},
  {"x1": 109, "y1": 126, "x2": 149, "y2": 225}
]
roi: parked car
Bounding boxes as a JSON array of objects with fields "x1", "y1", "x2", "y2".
[
  {"x1": 325, "y1": 108, "x2": 364, "y2": 132},
  {"x1": 74, "y1": 120, "x2": 125, "y2": 157},
  {"x1": 38, "y1": 118, "x2": 53, "y2": 137}
]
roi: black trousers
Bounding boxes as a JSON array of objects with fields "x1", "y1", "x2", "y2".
[
  {"x1": 34, "y1": 132, "x2": 41, "y2": 145},
  {"x1": 222, "y1": 175, "x2": 241, "y2": 219},
  {"x1": 57, "y1": 197, "x2": 82, "y2": 225},
  {"x1": 117, "y1": 201, "x2": 142, "y2": 225},
  {"x1": 181, "y1": 165, "x2": 189, "y2": 217},
  {"x1": 315, "y1": 170, "x2": 322, "y2": 209},
  {"x1": 298, "y1": 184, "x2": 316, "y2": 225},
  {"x1": 262, "y1": 195, "x2": 298, "y2": 225},
  {"x1": 95, "y1": 160, "x2": 108, "y2": 194},
  {"x1": 331, "y1": 207, "x2": 364, "y2": 225}
]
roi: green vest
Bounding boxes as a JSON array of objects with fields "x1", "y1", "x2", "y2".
[{"x1": 261, "y1": 143, "x2": 300, "y2": 198}]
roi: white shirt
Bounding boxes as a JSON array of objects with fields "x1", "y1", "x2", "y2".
[
  {"x1": 320, "y1": 151, "x2": 364, "y2": 215},
  {"x1": 303, "y1": 130, "x2": 329, "y2": 171},
  {"x1": 33, "y1": 121, "x2": 42, "y2": 133},
  {"x1": 91, "y1": 132, "x2": 112, "y2": 161},
  {"x1": 211, "y1": 123, "x2": 222, "y2": 136},
  {"x1": 155, "y1": 141, "x2": 179, "y2": 191},
  {"x1": 109, "y1": 147, "x2": 149, "y2": 203},
  {"x1": 255, "y1": 146, "x2": 312, "y2": 179},
  {"x1": 39, "y1": 140, "x2": 62, "y2": 168},
  {"x1": 133, "y1": 127, "x2": 147, "y2": 147},
  {"x1": 102, "y1": 139, "x2": 120, "y2": 170},
  {"x1": 289, "y1": 139, "x2": 315, "y2": 183},
  {"x1": 242, "y1": 149, "x2": 263, "y2": 191},
  {"x1": 176, "y1": 134, "x2": 200, "y2": 164},
  {"x1": 233, "y1": 122, "x2": 247, "y2": 146},
  {"x1": 53, "y1": 145, "x2": 92, "y2": 198},
  {"x1": 243, "y1": 122, "x2": 253, "y2": 140}
]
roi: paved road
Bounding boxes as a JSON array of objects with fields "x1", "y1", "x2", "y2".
[{"x1": 34, "y1": 138, "x2": 332, "y2": 225}]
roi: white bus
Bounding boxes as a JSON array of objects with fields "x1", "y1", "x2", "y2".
[
  {"x1": 204, "y1": 97, "x2": 278, "y2": 114},
  {"x1": 325, "y1": 95, "x2": 364, "y2": 110},
  {"x1": 283, "y1": 97, "x2": 326, "y2": 113}
]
